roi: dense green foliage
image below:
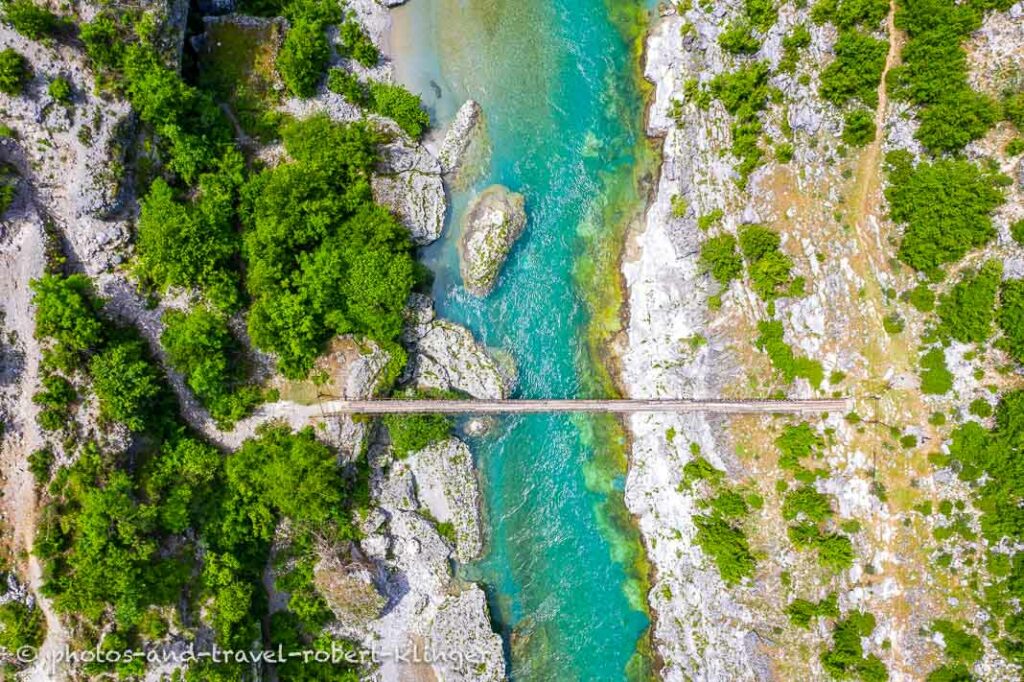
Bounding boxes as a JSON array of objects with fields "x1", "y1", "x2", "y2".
[
  {"x1": 33, "y1": 372, "x2": 76, "y2": 431},
  {"x1": 369, "y1": 81, "x2": 431, "y2": 139},
  {"x1": 999, "y1": 279, "x2": 1024, "y2": 364},
  {"x1": 383, "y1": 389, "x2": 454, "y2": 459},
  {"x1": 888, "y1": 0, "x2": 1004, "y2": 152},
  {"x1": 755, "y1": 320, "x2": 824, "y2": 388},
  {"x1": 338, "y1": 18, "x2": 379, "y2": 67},
  {"x1": 277, "y1": 21, "x2": 329, "y2": 97},
  {"x1": 135, "y1": 152, "x2": 245, "y2": 309},
  {"x1": 0, "y1": 600, "x2": 45, "y2": 653},
  {"x1": 908, "y1": 283, "x2": 935, "y2": 312},
  {"x1": 821, "y1": 611, "x2": 888, "y2": 681},
  {"x1": 688, "y1": 450, "x2": 757, "y2": 585},
  {"x1": 1012, "y1": 219, "x2": 1024, "y2": 246},
  {"x1": 782, "y1": 484, "x2": 833, "y2": 522},
  {"x1": 842, "y1": 109, "x2": 876, "y2": 146},
  {"x1": 719, "y1": 21, "x2": 760, "y2": 55},
  {"x1": 1, "y1": 0, "x2": 62, "y2": 39},
  {"x1": 812, "y1": 0, "x2": 889, "y2": 27},
  {"x1": 90, "y1": 339, "x2": 165, "y2": 432},
  {"x1": 241, "y1": 114, "x2": 417, "y2": 377},
  {"x1": 943, "y1": 392, "x2": 1024, "y2": 664},
  {"x1": 710, "y1": 62, "x2": 771, "y2": 186},
  {"x1": 29, "y1": 274, "x2": 104, "y2": 367},
  {"x1": 0, "y1": 48, "x2": 29, "y2": 95},
  {"x1": 161, "y1": 308, "x2": 263, "y2": 427},
  {"x1": 779, "y1": 23, "x2": 810, "y2": 73},
  {"x1": 885, "y1": 151, "x2": 1006, "y2": 272},
  {"x1": 699, "y1": 234, "x2": 743, "y2": 286},
  {"x1": 738, "y1": 225, "x2": 800, "y2": 301},
  {"x1": 79, "y1": 15, "x2": 122, "y2": 71},
  {"x1": 786, "y1": 592, "x2": 838, "y2": 628},
  {"x1": 936, "y1": 260, "x2": 1001, "y2": 344},
  {"x1": 919, "y1": 347, "x2": 953, "y2": 395},
  {"x1": 820, "y1": 31, "x2": 888, "y2": 108}
]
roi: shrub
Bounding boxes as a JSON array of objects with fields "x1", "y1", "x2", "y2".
[
  {"x1": 920, "y1": 347, "x2": 952, "y2": 395},
  {"x1": 0, "y1": 48, "x2": 29, "y2": 95},
  {"x1": 697, "y1": 208, "x2": 724, "y2": 231},
  {"x1": 822, "y1": 612, "x2": 888, "y2": 681},
  {"x1": 368, "y1": 80, "x2": 430, "y2": 139},
  {"x1": 1011, "y1": 219, "x2": 1024, "y2": 246},
  {"x1": 47, "y1": 76, "x2": 71, "y2": 102},
  {"x1": 775, "y1": 142, "x2": 794, "y2": 163},
  {"x1": 779, "y1": 23, "x2": 810, "y2": 73},
  {"x1": 782, "y1": 485, "x2": 833, "y2": 522},
  {"x1": 719, "y1": 21, "x2": 760, "y2": 55},
  {"x1": 885, "y1": 151, "x2": 1005, "y2": 272},
  {"x1": 326, "y1": 67, "x2": 369, "y2": 106},
  {"x1": 90, "y1": 340, "x2": 164, "y2": 431},
  {"x1": 1006, "y1": 91, "x2": 1024, "y2": 130},
  {"x1": 999, "y1": 279, "x2": 1024, "y2": 364},
  {"x1": 908, "y1": 283, "x2": 934, "y2": 312},
  {"x1": 842, "y1": 108, "x2": 876, "y2": 146},
  {"x1": 1, "y1": 0, "x2": 61, "y2": 40},
  {"x1": 79, "y1": 15, "x2": 123, "y2": 71},
  {"x1": 33, "y1": 373, "x2": 76, "y2": 431},
  {"x1": 27, "y1": 447, "x2": 53, "y2": 485},
  {"x1": 384, "y1": 411, "x2": 453, "y2": 459},
  {"x1": 786, "y1": 592, "x2": 838, "y2": 628},
  {"x1": 1007, "y1": 138, "x2": 1024, "y2": 157},
  {"x1": 820, "y1": 30, "x2": 888, "y2": 108},
  {"x1": 755, "y1": 320, "x2": 824, "y2": 388},
  {"x1": 811, "y1": 0, "x2": 889, "y2": 28},
  {"x1": 699, "y1": 234, "x2": 743, "y2": 286},
  {"x1": 0, "y1": 601, "x2": 44, "y2": 652},
  {"x1": 936, "y1": 259, "x2": 1001, "y2": 344},
  {"x1": 161, "y1": 308, "x2": 262, "y2": 427},
  {"x1": 338, "y1": 19, "x2": 379, "y2": 67},
  {"x1": 693, "y1": 514, "x2": 756, "y2": 585},
  {"x1": 969, "y1": 398, "x2": 992, "y2": 418},
  {"x1": 931, "y1": 620, "x2": 983, "y2": 666},
  {"x1": 30, "y1": 274, "x2": 104, "y2": 358},
  {"x1": 277, "y1": 21, "x2": 329, "y2": 98},
  {"x1": 710, "y1": 62, "x2": 771, "y2": 185},
  {"x1": 738, "y1": 225, "x2": 797, "y2": 300},
  {"x1": 242, "y1": 114, "x2": 415, "y2": 377},
  {"x1": 135, "y1": 153, "x2": 243, "y2": 309},
  {"x1": 916, "y1": 89, "x2": 998, "y2": 154}
]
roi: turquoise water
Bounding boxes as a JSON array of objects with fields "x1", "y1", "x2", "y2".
[{"x1": 392, "y1": 0, "x2": 651, "y2": 678}]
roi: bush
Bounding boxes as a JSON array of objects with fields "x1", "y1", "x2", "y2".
[
  {"x1": 47, "y1": 75, "x2": 71, "y2": 102},
  {"x1": 908, "y1": 283, "x2": 934, "y2": 312},
  {"x1": 786, "y1": 592, "x2": 838, "y2": 628},
  {"x1": 338, "y1": 19, "x2": 379, "y2": 67},
  {"x1": 820, "y1": 30, "x2": 888, "y2": 108},
  {"x1": 368, "y1": 81, "x2": 430, "y2": 139},
  {"x1": 1, "y1": 0, "x2": 62, "y2": 40},
  {"x1": 0, "y1": 601, "x2": 44, "y2": 653},
  {"x1": 782, "y1": 485, "x2": 833, "y2": 522},
  {"x1": 885, "y1": 151, "x2": 1005, "y2": 272},
  {"x1": 821, "y1": 612, "x2": 888, "y2": 681},
  {"x1": 242, "y1": 114, "x2": 415, "y2": 377},
  {"x1": 33, "y1": 373, "x2": 76, "y2": 431},
  {"x1": 719, "y1": 21, "x2": 760, "y2": 55},
  {"x1": 710, "y1": 62, "x2": 771, "y2": 186},
  {"x1": 699, "y1": 234, "x2": 743, "y2": 286},
  {"x1": 89, "y1": 340, "x2": 163, "y2": 431},
  {"x1": 161, "y1": 308, "x2": 262, "y2": 427},
  {"x1": 326, "y1": 67, "x2": 369, "y2": 106},
  {"x1": 277, "y1": 21, "x2": 329, "y2": 98},
  {"x1": 755, "y1": 320, "x2": 824, "y2": 388},
  {"x1": 779, "y1": 24, "x2": 810, "y2": 73},
  {"x1": 842, "y1": 108, "x2": 876, "y2": 146},
  {"x1": 27, "y1": 447, "x2": 54, "y2": 485},
  {"x1": 738, "y1": 225, "x2": 798, "y2": 300},
  {"x1": 135, "y1": 153, "x2": 244, "y2": 308},
  {"x1": 1011, "y1": 219, "x2": 1024, "y2": 246},
  {"x1": 916, "y1": 89, "x2": 998, "y2": 153},
  {"x1": 999, "y1": 279, "x2": 1024, "y2": 364},
  {"x1": 384, "y1": 412, "x2": 453, "y2": 458},
  {"x1": 920, "y1": 347, "x2": 952, "y2": 395},
  {"x1": 0, "y1": 48, "x2": 29, "y2": 95},
  {"x1": 30, "y1": 274, "x2": 104, "y2": 358},
  {"x1": 936, "y1": 259, "x2": 1001, "y2": 344},
  {"x1": 694, "y1": 514, "x2": 756, "y2": 585},
  {"x1": 1006, "y1": 91, "x2": 1024, "y2": 130},
  {"x1": 79, "y1": 15, "x2": 123, "y2": 71},
  {"x1": 811, "y1": 0, "x2": 889, "y2": 28}
]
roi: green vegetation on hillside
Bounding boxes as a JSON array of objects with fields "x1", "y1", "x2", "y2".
[
  {"x1": 820, "y1": 30, "x2": 888, "y2": 108},
  {"x1": 998, "y1": 279, "x2": 1024, "y2": 364},
  {"x1": 699, "y1": 234, "x2": 743, "y2": 287},
  {"x1": 885, "y1": 151, "x2": 1006, "y2": 272},
  {"x1": 710, "y1": 61, "x2": 771, "y2": 186},
  {"x1": 755, "y1": 320, "x2": 824, "y2": 388},
  {"x1": 0, "y1": 48, "x2": 29, "y2": 95},
  {"x1": 936, "y1": 260, "x2": 1002, "y2": 344},
  {"x1": 688, "y1": 448, "x2": 758, "y2": 585},
  {"x1": 1, "y1": 0, "x2": 63, "y2": 40},
  {"x1": 821, "y1": 611, "x2": 888, "y2": 681}
]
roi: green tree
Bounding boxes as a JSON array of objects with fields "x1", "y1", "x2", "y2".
[
  {"x1": 820, "y1": 30, "x2": 888, "y2": 108},
  {"x1": 936, "y1": 259, "x2": 1001, "y2": 344},
  {"x1": 700, "y1": 234, "x2": 743, "y2": 286},
  {"x1": 30, "y1": 274, "x2": 104, "y2": 357},
  {"x1": 89, "y1": 340, "x2": 163, "y2": 431},
  {"x1": 843, "y1": 109, "x2": 876, "y2": 146},
  {"x1": 0, "y1": 48, "x2": 29, "y2": 95},
  {"x1": 1, "y1": 0, "x2": 61, "y2": 39},
  {"x1": 277, "y1": 21, "x2": 329, "y2": 98}
]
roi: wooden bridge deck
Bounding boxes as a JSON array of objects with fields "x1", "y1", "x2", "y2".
[{"x1": 320, "y1": 398, "x2": 852, "y2": 415}]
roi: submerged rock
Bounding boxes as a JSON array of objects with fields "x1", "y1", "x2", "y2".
[{"x1": 458, "y1": 184, "x2": 527, "y2": 296}]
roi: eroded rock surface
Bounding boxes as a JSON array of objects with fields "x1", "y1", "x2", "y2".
[{"x1": 458, "y1": 184, "x2": 527, "y2": 296}]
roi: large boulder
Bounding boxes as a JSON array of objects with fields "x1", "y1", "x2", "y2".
[
  {"x1": 458, "y1": 184, "x2": 527, "y2": 296},
  {"x1": 438, "y1": 99, "x2": 483, "y2": 175},
  {"x1": 408, "y1": 438, "x2": 483, "y2": 562}
]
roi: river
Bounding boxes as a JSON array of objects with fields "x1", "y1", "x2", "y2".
[{"x1": 389, "y1": 0, "x2": 654, "y2": 677}]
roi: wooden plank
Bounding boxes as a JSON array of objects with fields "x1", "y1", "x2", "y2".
[{"x1": 319, "y1": 398, "x2": 852, "y2": 415}]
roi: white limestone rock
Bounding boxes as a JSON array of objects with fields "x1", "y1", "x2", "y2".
[
  {"x1": 408, "y1": 438, "x2": 483, "y2": 562},
  {"x1": 458, "y1": 184, "x2": 527, "y2": 296},
  {"x1": 438, "y1": 99, "x2": 483, "y2": 175}
]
